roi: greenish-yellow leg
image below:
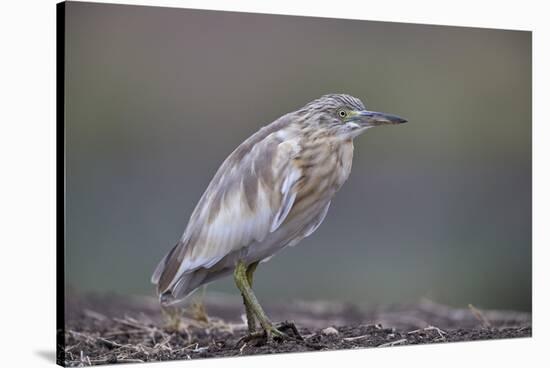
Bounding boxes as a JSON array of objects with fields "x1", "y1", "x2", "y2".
[
  {"x1": 234, "y1": 260, "x2": 286, "y2": 341},
  {"x1": 243, "y1": 261, "x2": 258, "y2": 333}
]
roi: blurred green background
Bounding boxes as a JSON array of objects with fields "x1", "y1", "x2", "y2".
[{"x1": 64, "y1": 2, "x2": 531, "y2": 311}]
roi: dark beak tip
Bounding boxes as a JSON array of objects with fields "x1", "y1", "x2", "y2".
[{"x1": 389, "y1": 116, "x2": 407, "y2": 125}]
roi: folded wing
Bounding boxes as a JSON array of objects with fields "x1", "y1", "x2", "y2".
[{"x1": 152, "y1": 120, "x2": 302, "y2": 302}]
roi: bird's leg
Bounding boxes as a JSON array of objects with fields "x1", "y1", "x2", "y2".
[
  {"x1": 234, "y1": 260, "x2": 278, "y2": 340},
  {"x1": 234, "y1": 260, "x2": 282, "y2": 342},
  {"x1": 245, "y1": 261, "x2": 258, "y2": 288},
  {"x1": 234, "y1": 260, "x2": 302, "y2": 345},
  {"x1": 243, "y1": 261, "x2": 259, "y2": 333}
]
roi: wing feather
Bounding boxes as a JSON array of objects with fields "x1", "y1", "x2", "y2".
[{"x1": 154, "y1": 120, "x2": 302, "y2": 297}]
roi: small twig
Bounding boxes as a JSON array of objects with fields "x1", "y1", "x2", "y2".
[
  {"x1": 103, "y1": 329, "x2": 144, "y2": 337},
  {"x1": 378, "y1": 338, "x2": 407, "y2": 347},
  {"x1": 65, "y1": 344, "x2": 80, "y2": 354},
  {"x1": 192, "y1": 345, "x2": 209, "y2": 353},
  {"x1": 343, "y1": 334, "x2": 370, "y2": 342},
  {"x1": 152, "y1": 334, "x2": 173, "y2": 350},
  {"x1": 97, "y1": 337, "x2": 122, "y2": 348},
  {"x1": 113, "y1": 316, "x2": 155, "y2": 332},
  {"x1": 239, "y1": 342, "x2": 247, "y2": 354},
  {"x1": 408, "y1": 325, "x2": 447, "y2": 339}
]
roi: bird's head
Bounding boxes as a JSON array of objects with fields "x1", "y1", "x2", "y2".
[{"x1": 298, "y1": 94, "x2": 407, "y2": 139}]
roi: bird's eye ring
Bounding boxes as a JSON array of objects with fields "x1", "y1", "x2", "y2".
[{"x1": 338, "y1": 109, "x2": 348, "y2": 118}]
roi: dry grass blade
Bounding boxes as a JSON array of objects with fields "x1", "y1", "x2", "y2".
[
  {"x1": 408, "y1": 325, "x2": 447, "y2": 339},
  {"x1": 96, "y1": 337, "x2": 122, "y2": 348},
  {"x1": 343, "y1": 334, "x2": 370, "y2": 342},
  {"x1": 83, "y1": 309, "x2": 107, "y2": 321},
  {"x1": 188, "y1": 299, "x2": 210, "y2": 324},
  {"x1": 468, "y1": 304, "x2": 492, "y2": 328},
  {"x1": 378, "y1": 338, "x2": 408, "y2": 347}
]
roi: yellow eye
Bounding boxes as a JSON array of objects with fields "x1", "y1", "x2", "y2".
[{"x1": 338, "y1": 109, "x2": 348, "y2": 118}]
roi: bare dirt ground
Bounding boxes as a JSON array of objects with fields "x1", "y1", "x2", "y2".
[{"x1": 61, "y1": 292, "x2": 531, "y2": 366}]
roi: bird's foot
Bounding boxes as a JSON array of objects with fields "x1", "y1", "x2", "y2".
[
  {"x1": 235, "y1": 321, "x2": 303, "y2": 348},
  {"x1": 273, "y1": 321, "x2": 303, "y2": 341}
]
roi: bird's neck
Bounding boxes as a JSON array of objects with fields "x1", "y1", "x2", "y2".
[{"x1": 297, "y1": 132, "x2": 355, "y2": 193}]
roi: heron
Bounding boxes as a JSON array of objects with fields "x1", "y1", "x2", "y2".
[{"x1": 152, "y1": 94, "x2": 407, "y2": 343}]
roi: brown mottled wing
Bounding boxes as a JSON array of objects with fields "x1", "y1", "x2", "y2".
[{"x1": 152, "y1": 120, "x2": 302, "y2": 299}]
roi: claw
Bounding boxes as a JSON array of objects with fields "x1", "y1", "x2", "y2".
[{"x1": 235, "y1": 320, "x2": 304, "y2": 348}]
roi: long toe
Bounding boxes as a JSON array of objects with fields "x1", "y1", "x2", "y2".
[
  {"x1": 268, "y1": 323, "x2": 325, "y2": 350},
  {"x1": 235, "y1": 324, "x2": 296, "y2": 348},
  {"x1": 265, "y1": 326, "x2": 287, "y2": 343},
  {"x1": 275, "y1": 320, "x2": 303, "y2": 340},
  {"x1": 235, "y1": 323, "x2": 324, "y2": 351},
  {"x1": 265, "y1": 323, "x2": 303, "y2": 344},
  {"x1": 235, "y1": 331, "x2": 268, "y2": 348}
]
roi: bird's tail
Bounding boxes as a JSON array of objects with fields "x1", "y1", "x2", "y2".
[
  {"x1": 152, "y1": 242, "x2": 233, "y2": 306},
  {"x1": 151, "y1": 242, "x2": 177, "y2": 286},
  {"x1": 151, "y1": 242, "x2": 210, "y2": 306},
  {"x1": 151, "y1": 242, "x2": 187, "y2": 305},
  {"x1": 157, "y1": 272, "x2": 208, "y2": 306}
]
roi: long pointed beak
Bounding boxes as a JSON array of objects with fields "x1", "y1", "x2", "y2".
[{"x1": 357, "y1": 110, "x2": 408, "y2": 126}]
